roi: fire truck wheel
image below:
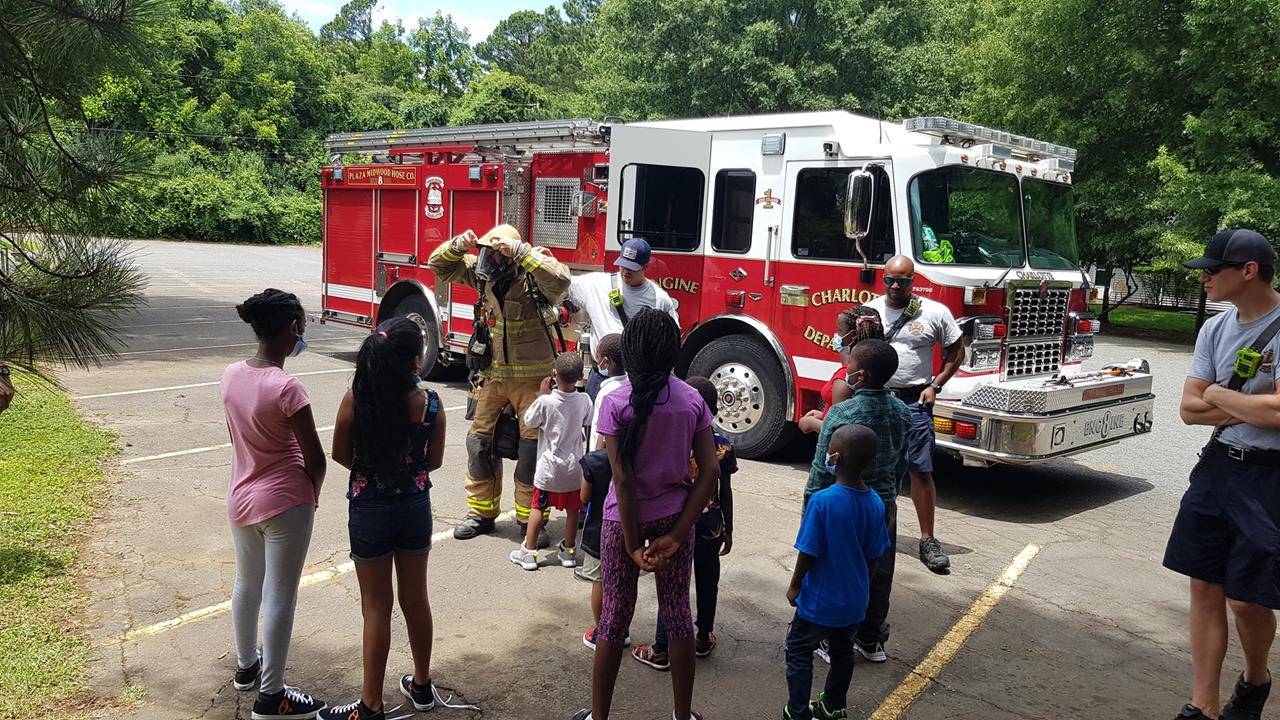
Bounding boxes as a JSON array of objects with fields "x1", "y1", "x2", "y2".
[
  {"x1": 687, "y1": 333, "x2": 794, "y2": 459},
  {"x1": 396, "y1": 294, "x2": 447, "y2": 380}
]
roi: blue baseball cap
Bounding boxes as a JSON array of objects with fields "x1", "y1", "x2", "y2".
[
  {"x1": 616, "y1": 238, "x2": 652, "y2": 271},
  {"x1": 1185, "y1": 228, "x2": 1275, "y2": 270}
]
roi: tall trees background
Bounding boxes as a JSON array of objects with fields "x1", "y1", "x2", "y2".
[{"x1": 51, "y1": 0, "x2": 1280, "y2": 270}]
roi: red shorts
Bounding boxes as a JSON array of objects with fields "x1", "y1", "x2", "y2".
[{"x1": 532, "y1": 487, "x2": 583, "y2": 512}]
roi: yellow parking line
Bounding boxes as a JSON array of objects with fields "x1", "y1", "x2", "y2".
[
  {"x1": 869, "y1": 543, "x2": 1041, "y2": 720},
  {"x1": 121, "y1": 510, "x2": 517, "y2": 642}
]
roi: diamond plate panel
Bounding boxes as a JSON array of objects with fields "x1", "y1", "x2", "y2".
[{"x1": 533, "y1": 177, "x2": 580, "y2": 249}]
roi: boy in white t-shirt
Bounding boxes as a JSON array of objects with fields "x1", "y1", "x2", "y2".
[
  {"x1": 589, "y1": 334, "x2": 627, "y2": 449},
  {"x1": 510, "y1": 352, "x2": 593, "y2": 571}
]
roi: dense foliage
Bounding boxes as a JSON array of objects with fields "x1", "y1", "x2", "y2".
[{"x1": 57, "y1": 0, "x2": 1280, "y2": 271}]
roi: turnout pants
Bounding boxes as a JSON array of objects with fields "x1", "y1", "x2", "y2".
[{"x1": 465, "y1": 376, "x2": 541, "y2": 522}]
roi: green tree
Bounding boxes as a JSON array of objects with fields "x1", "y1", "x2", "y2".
[
  {"x1": 584, "y1": 0, "x2": 940, "y2": 120},
  {"x1": 410, "y1": 12, "x2": 481, "y2": 96},
  {"x1": 0, "y1": 0, "x2": 149, "y2": 369},
  {"x1": 1146, "y1": 0, "x2": 1280, "y2": 249},
  {"x1": 448, "y1": 70, "x2": 554, "y2": 125},
  {"x1": 476, "y1": 1, "x2": 599, "y2": 93},
  {"x1": 320, "y1": 0, "x2": 377, "y2": 48}
]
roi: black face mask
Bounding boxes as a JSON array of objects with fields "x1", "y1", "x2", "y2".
[{"x1": 475, "y1": 246, "x2": 515, "y2": 283}]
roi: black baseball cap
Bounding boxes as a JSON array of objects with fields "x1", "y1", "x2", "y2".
[{"x1": 1185, "y1": 228, "x2": 1275, "y2": 270}]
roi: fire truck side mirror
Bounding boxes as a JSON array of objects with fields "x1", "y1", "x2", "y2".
[{"x1": 844, "y1": 169, "x2": 875, "y2": 242}]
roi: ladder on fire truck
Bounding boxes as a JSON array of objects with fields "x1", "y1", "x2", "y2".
[{"x1": 324, "y1": 118, "x2": 610, "y2": 155}]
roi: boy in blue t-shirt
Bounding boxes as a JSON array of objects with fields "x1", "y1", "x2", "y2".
[{"x1": 784, "y1": 424, "x2": 891, "y2": 720}]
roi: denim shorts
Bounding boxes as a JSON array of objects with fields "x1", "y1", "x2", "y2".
[
  {"x1": 348, "y1": 492, "x2": 433, "y2": 564},
  {"x1": 1164, "y1": 445, "x2": 1280, "y2": 609}
]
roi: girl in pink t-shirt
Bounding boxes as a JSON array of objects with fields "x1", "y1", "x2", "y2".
[
  {"x1": 220, "y1": 289, "x2": 328, "y2": 719},
  {"x1": 576, "y1": 308, "x2": 721, "y2": 720}
]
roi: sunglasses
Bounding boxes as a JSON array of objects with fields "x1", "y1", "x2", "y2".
[
  {"x1": 883, "y1": 276, "x2": 914, "y2": 287},
  {"x1": 1202, "y1": 263, "x2": 1244, "y2": 276}
]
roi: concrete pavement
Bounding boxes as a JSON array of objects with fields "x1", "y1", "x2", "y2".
[{"x1": 64, "y1": 239, "x2": 1233, "y2": 719}]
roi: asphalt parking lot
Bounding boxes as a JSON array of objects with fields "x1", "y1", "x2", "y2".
[{"x1": 65, "y1": 239, "x2": 1233, "y2": 719}]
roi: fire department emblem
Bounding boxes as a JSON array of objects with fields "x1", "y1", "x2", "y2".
[
  {"x1": 424, "y1": 176, "x2": 445, "y2": 220},
  {"x1": 1038, "y1": 280, "x2": 1050, "y2": 297},
  {"x1": 754, "y1": 189, "x2": 782, "y2": 209},
  {"x1": 729, "y1": 267, "x2": 747, "y2": 282},
  {"x1": 907, "y1": 321, "x2": 924, "y2": 335}
]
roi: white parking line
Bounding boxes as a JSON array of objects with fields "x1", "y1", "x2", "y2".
[
  {"x1": 120, "y1": 406, "x2": 467, "y2": 465},
  {"x1": 77, "y1": 368, "x2": 354, "y2": 400},
  {"x1": 123, "y1": 319, "x2": 238, "y2": 329},
  {"x1": 113, "y1": 338, "x2": 354, "y2": 357},
  {"x1": 120, "y1": 509, "x2": 517, "y2": 642}
]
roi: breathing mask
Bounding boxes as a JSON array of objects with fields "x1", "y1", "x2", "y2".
[{"x1": 474, "y1": 244, "x2": 513, "y2": 283}]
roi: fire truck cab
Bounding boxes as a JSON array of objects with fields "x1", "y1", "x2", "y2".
[{"x1": 320, "y1": 112, "x2": 1155, "y2": 463}]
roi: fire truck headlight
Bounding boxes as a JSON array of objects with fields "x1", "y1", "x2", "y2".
[
  {"x1": 965, "y1": 343, "x2": 1002, "y2": 372},
  {"x1": 1064, "y1": 335, "x2": 1095, "y2": 362}
]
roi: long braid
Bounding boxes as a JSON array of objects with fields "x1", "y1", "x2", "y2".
[{"x1": 617, "y1": 307, "x2": 681, "y2": 471}]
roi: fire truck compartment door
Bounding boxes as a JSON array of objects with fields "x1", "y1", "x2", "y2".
[
  {"x1": 606, "y1": 125, "x2": 712, "y2": 251},
  {"x1": 324, "y1": 187, "x2": 376, "y2": 324}
]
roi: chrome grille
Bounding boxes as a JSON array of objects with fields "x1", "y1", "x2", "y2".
[
  {"x1": 1005, "y1": 341, "x2": 1062, "y2": 378},
  {"x1": 1008, "y1": 287, "x2": 1070, "y2": 338}
]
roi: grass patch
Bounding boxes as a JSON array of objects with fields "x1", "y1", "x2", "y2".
[
  {"x1": 0, "y1": 375, "x2": 118, "y2": 717},
  {"x1": 1092, "y1": 304, "x2": 1198, "y2": 342}
]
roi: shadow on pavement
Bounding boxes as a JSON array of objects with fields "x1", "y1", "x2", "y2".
[{"x1": 929, "y1": 456, "x2": 1154, "y2": 525}]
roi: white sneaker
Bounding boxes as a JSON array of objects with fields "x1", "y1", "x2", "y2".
[
  {"x1": 508, "y1": 544, "x2": 539, "y2": 571},
  {"x1": 558, "y1": 540, "x2": 579, "y2": 568},
  {"x1": 856, "y1": 640, "x2": 887, "y2": 663}
]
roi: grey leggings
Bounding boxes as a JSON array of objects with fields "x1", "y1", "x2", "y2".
[{"x1": 230, "y1": 503, "x2": 315, "y2": 695}]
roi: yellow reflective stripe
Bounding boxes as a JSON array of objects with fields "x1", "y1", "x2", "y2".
[
  {"x1": 518, "y1": 253, "x2": 542, "y2": 272},
  {"x1": 468, "y1": 496, "x2": 500, "y2": 511},
  {"x1": 486, "y1": 361, "x2": 552, "y2": 379},
  {"x1": 514, "y1": 503, "x2": 531, "y2": 520},
  {"x1": 489, "y1": 318, "x2": 547, "y2": 333},
  {"x1": 439, "y1": 247, "x2": 463, "y2": 262}
]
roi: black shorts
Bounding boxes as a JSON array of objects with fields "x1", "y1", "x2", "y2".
[
  {"x1": 348, "y1": 493, "x2": 433, "y2": 564},
  {"x1": 905, "y1": 402, "x2": 936, "y2": 475},
  {"x1": 1163, "y1": 446, "x2": 1280, "y2": 609}
]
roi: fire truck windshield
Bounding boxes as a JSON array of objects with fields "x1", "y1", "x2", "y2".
[
  {"x1": 908, "y1": 166, "x2": 1024, "y2": 268},
  {"x1": 1023, "y1": 178, "x2": 1081, "y2": 270}
]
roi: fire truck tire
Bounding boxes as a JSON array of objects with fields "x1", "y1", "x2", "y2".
[
  {"x1": 396, "y1": 294, "x2": 448, "y2": 380},
  {"x1": 687, "y1": 333, "x2": 795, "y2": 459}
]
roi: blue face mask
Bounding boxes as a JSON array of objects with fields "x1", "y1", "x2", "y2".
[
  {"x1": 832, "y1": 329, "x2": 852, "y2": 354},
  {"x1": 824, "y1": 452, "x2": 839, "y2": 476},
  {"x1": 289, "y1": 335, "x2": 308, "y2": 358},
  {"x1": 412, "y1": 374, "x2": 422, "y2": 385}
]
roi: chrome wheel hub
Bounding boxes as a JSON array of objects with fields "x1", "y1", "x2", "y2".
[{"x1": 710, "y1": 362, "x2": 764, "y2": 431}]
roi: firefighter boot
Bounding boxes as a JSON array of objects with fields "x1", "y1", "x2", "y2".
[
  {"x1": 456, "y1": 433, "x2": 501, "y2": 540},
  {"x1": 454, "y1": 515, "x2": 496, "y2": 540}
]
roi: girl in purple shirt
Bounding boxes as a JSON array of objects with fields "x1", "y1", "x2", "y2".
[{"x1": 572, "y1": 308, "x2": 721, "y2": 720}]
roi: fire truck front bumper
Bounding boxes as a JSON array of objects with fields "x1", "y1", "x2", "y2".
[{"x1": 931, "y1": 368, "x2": 1155, "y2": 466}]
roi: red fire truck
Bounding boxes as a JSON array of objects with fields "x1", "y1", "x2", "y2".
[{"x1": 319, "y1": 112, "x2": 1155, "y2": 462}]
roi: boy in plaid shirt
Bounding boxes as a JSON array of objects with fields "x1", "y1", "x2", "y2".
[{"x1": 804, "y1": 339, "x2": 909, "y2": 664}]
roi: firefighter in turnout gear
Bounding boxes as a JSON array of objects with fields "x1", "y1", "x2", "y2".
[{"x1": 429, "y1": 224, "x2": 572, "y2": 541}]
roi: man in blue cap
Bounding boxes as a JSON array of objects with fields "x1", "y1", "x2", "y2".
[
  {"x1": 569, "y1": 238, "x2": 680, "y2": 398},
  {"x1": 1168, "y1": 228, "x2": 1280, "y2": 720}
]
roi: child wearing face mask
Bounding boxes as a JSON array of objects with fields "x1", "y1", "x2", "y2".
[
  {"x1": 803, "y1": 339, "x2": 910, "y2": 668},
  {"x1": 784, "y1": 423, "x2": 891, "y2": 720},
  {"x1": 221, "y1": 289, "x2": 329, "y2": 719},
  {"x1": 799, "y1": 306, "x2": 884, "y2": 434}
]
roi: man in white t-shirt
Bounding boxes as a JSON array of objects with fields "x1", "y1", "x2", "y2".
[
  {"x1": 865, "y1": 255, "x2": 963, "y2": 575},
  {"x1": 569, "y1": 238, "x2": 679, "y2": 395}
]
